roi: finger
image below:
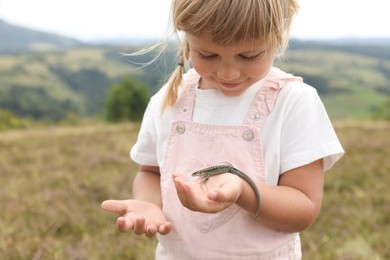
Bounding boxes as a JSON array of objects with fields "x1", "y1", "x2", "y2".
[
  {"x1": 172, "y1": 172, "x2": 181, "y2": 178},
  {"x1": 174, "y1": 176, "x2": 215, "y2": 210},
  {"x1": 133, "y1": 218, "x2": 146, "y2": 235},
  {"x1": 207, "y1": 190, "x2": 219, "y2": 201},
  {"x1": 101, "y1": 200, "x2": 128, "y2": 215},
  {"x1": 173, "y1": 176, "x2": 190, "y2": 206},
  {"x1": 145, "y1": 225, "x2": 158, "y2": 238},
  {"x1": 116, "y1": 216, "x2": 134, "y2": 232},
  {"x1": 208, "y1": 183, "x2": 239, "y2": 203},
  {"x1": 158, "y1": 222, "x2": 172, "y2": 235}
]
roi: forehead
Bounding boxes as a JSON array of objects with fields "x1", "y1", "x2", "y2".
[{"x1": 187, "y1": 33, "x2": 267, "y2": 53}]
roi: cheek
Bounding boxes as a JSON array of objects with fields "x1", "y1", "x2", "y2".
[
  {"x1": 190, "y1": 51, "x2": 215, "y2": 76},
  {"x1": 191, "y1": 59, "x2": 212, "y2": 76},
  {"x1": 245, "y1": 65, "x2": 267, "y2": 79},
  {"x1": 247, "y1": 58, "x2": 274, "y2": 79}
]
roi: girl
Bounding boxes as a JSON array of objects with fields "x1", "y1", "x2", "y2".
[{"x1": 102, "y1": 0, "x2": 344, "y2": 259}]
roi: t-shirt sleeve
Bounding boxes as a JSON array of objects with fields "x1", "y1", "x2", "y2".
[
  {"x1": 280, "y1": 84, "x2": 344, "y2": 174},
  {"x1": 130, "y1": 97, "x2": 159, "y2": 166}
]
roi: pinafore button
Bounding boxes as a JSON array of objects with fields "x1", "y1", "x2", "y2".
[
  {"x1": 252, "y1": 113, "x2": 260, "y2": 121},
  {"x1": 243, "y1": 129, "x2": 255, "y2": 141},
  {"x1": 176, "y1": 124, "x2": 186, "y2": 134}
]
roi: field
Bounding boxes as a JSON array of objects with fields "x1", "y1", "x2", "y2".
[{"x1": 0, "y1": 121, "x2": 389, "y2": 259}]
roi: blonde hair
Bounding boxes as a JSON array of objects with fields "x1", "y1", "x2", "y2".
[{"x1": 163, "y1": 0, "x2": 299, "y2": 110}]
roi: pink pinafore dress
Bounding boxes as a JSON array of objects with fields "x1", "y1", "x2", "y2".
[{"x1": 157, "y1": 68, "x2": 303, "y2": 259}]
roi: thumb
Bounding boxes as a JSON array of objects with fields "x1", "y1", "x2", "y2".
[
  {"x1": 208, "y1": 184, "x2": 240, "y2": 203},
  {"x1": 101, "y1": 200, "x2": 128, "y2": 214}
]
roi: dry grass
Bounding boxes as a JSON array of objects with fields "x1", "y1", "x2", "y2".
[
  {"x1": 302, "y1": 121, "x2": 390, "y2": 259},
  {"x1": 0, "y1": 123, "x2": 156, "y2": 259},
  {"x1": 0, "y1": 121, "x2": 389, "y2": 259}
]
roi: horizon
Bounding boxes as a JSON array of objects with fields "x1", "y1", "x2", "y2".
[
  {"x1": 1, "y1": 0, "x2": 390, "y2": 41},
  {"x1": 2, "y1": 18, "x2": 390, "y2": 45}
]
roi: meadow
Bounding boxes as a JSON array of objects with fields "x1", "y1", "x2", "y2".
[{"x1": 0, "y1": 121, "x2": 389, "y2": 259}]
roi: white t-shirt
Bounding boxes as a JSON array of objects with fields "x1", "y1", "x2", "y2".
[{"x1": 131, "y1": 69, "x2": 344, "y2": 185}]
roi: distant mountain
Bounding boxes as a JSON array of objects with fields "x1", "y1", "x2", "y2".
[
  {"x1": 87, "y1": 37, "x2": 157, "y2": 46},
  {"x1": 316, "y1": 37, "x2": 390, "y2": 46},
  {"x1": 289, "y1": 38, "x2": 390, "y2": 60},
  {"x1": 0, "y1": 20, "x2": 83, "y2": 52}
]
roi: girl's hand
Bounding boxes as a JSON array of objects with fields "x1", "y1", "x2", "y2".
[
  {"x1": 101, "y1": 199, "x2": 172, "y2": 237},
  {"x1": 173, "y1": 172, "x2": 243, "y2": 213}
]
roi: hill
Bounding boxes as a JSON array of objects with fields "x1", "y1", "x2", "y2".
[
  {"x1": 0, "y1": 21, "x2": 389, "y2": 122},
  {"x1": 0, "y1": 20, "x2": 83, "y2": 52},
  {"x1": 289, "y1": 38, "x2": 390, "y2": 60},
  {"x1": 0, "y1": 46, "x2": 136, "y2": 120},
  {"x1": 0, "y1": 43, "x2": 389, "y2": 122},
  {"x1": 276, "y1": 41, "x2": 390, "y2": 119}
]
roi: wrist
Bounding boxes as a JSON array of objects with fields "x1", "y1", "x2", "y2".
[{"x1": 236, "y1": 176, "x2": 261, "y2": 218}]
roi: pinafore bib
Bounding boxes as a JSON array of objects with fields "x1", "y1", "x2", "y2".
[{"x1": 157, "y1": 68, "x2": 303, "y2": 259}]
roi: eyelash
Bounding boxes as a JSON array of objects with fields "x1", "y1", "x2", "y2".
[
  {"x1": 241, "y1": 54, "x2": 262, "y2": 61},
  {"x1": 199, "y1": 53, "x2": 262, "y2": 61},
  {"x1": 199, "y1": 53, "x2": 217, "y2": 60}
]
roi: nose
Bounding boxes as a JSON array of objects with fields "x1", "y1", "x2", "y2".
[{"x1": 217, "y1": 65, "x2": 240, "y2": 82}]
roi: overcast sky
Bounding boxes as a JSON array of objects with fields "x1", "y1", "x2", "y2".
[{"x1": 1, "y1": 0, "x2": 389, "y2": 41}]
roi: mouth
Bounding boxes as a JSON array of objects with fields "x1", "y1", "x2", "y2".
[{"x1": 219, "y1": 81, "x2": 242, "y2": 89}]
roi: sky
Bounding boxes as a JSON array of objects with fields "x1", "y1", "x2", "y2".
[{"x1": 0, "y1": 0, "x2": 390, "y2": 41}]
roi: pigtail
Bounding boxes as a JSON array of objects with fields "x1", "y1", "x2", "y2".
[{"x1": 161, "y1": 38, "x2": 190, "y2": 111}]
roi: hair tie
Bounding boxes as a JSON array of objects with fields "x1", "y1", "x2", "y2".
[{"x1": 178, "y1": 62, "x2": 184, "y2": 67}]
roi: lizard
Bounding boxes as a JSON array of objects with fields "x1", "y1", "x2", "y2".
[{"x1": 192, "y1": 165, "x2": 261, "y2": 218}]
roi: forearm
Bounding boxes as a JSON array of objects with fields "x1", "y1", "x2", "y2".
[
  {"x1": 237, "y1": 159, "x2": 324, "y2": 232},
  {"x1": 132, "y1": 165, "x2": 163, "y2": 208},
  {"x1": 241, "y1": 184, "x2": 320, "y2": 232}
]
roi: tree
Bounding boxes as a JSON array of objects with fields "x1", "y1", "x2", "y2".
[
  {"x1": 0, "y1": 109, "x2": 32, "y2": 131},
  {"x1": 0, "y1": 85, "x2": 80, "y2": 121},
  {"x1": 373, "y1": 99, "x2": 390, "y2": 121},
  {"x1": 49, "y1": 66, "x2": 111, "y2": 116},
  {"x1": 105, "y1": 76, "x2": 150, "y2": 122}
]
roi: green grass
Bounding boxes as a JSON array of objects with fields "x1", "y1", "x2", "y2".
[
  {"x1": 0, "y1": 121, "x2": 389, "y2": 259},
  {"x1": 277, "y1": 49, "x2": 390, "y2": 120},
  {"x1": 322, "y1": 87, "x2": 388, "y2": 120}
]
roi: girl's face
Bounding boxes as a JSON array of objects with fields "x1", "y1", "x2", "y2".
[{"x1": 188, "y1": 33, "x2": 276, "y2": 96}]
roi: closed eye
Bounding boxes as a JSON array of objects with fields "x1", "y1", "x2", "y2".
[
  {"x1": 199, "y1": 52, "x2": 218, "y2": 60},
  {"x1": 239, "y1": 52, "x2": 265, "y2": 61},
  {"x1": 197, "y1": 51, "x2": 265, "y2": 61}
]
